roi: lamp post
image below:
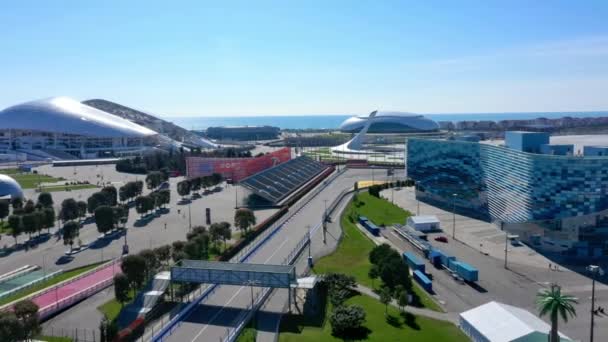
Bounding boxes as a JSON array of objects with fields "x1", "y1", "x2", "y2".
[
  {"x1": 188, "y1": 200, "x2": 192, "y2": 232},
  {"x1": 307, "y1": 225, "x2": 313, "y2": 268},
  {"x1": 323, "y1": 199, "x2": 328, "y2": 244},
  {"x1": 451, "y1": 193, "x2": 457, "y2": 239},
  {"x1": 504, "y1": 230, "x2": 518, "y2": 269},
  {"x1": 587, "y1": 265, "x2": 604, "y2": 342}
]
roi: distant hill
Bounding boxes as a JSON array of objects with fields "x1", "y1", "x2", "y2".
[{"x1": 83, "y1": 99, "x2": 215, "y2": 148}]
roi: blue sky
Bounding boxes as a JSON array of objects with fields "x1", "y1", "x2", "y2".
[{"x1": 1, "y1": 0, "x2": 607, "y2": 116}]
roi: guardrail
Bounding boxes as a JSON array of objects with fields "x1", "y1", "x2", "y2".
[
  {"x1": 0, "y1": 259, "x2": 119, "y2": 311},
  {"x1": 0, "y1": 270, "x2": 63, "y2": 301},
  {"x1": 0, "y1": 265, "x2": 37, "y2": 284},
  {"x1": 38, "y1": 273, "x2": 114, "y2": 320},
  {"x1": 150, "y1": 168, "x2": 346, "y2": 341}
]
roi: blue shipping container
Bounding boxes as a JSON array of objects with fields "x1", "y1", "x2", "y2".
[
  {"x1": 413, "y1": 270, "x2": 432, "y2": 292},
  {"x1": 428, "y1": 250, "x2": 442, "y2": 267},
  {"x1": 403, "y1": 252, "x2": 425, "y2": 272},
  {"x1": 455, "y1": 262, "x2": 479, "y2": 282},
  {"x1": 447, "y1": 260, "x2": 460, "y2": 272}
]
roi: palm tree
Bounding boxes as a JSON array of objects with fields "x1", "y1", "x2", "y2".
[{"x1": 536, "y1": 284, "x2": 577, "y2": 342}]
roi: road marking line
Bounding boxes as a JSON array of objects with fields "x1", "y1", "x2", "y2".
[{"x1": 188, "y1": 237, "x2": 290, "y2": 342}]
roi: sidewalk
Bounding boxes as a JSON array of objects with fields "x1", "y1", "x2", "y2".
[{"x1": 355, "y1": 284, "x2": 459, "y2": 325}]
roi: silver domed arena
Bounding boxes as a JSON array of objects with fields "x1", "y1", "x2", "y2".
[
  {"x1": 0, "y1": 174, "x2": 24, "y2": 199},
  {"x1": 339, "y1": 110, "x2": 439, "y2": 133},
  {"x1": 0, "y1": 97, "x2": 158, "y2": 159}
]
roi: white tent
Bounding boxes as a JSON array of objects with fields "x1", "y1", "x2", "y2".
[{"x1": 459, "y1": 301, "x2": 572, "y2": 342}]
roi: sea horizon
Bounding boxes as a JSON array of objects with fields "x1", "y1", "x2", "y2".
[{"x1": 164, "y1": 111, "x2": 608, "y2": 130}]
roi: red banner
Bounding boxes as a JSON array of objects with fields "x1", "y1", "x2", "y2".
[{"x1": 186, "y1": 147, "x2": 291, "y2": 182}]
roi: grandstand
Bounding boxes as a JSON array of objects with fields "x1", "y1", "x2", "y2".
[{"x1": 240, "y1": 156, "x2": 330, "y2": 204}]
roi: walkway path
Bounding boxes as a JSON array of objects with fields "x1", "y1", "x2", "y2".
[{"x1": 355, "y1": 284, "x2": 459, "y2": 324}]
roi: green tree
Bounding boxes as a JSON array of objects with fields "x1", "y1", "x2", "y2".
[
  {"x1": 60, "y1": 198, "x2": 80, "y2": 222},
  {"x1": 13, "y1": 299, "x2": 40, "y2": 340},
  {"x1": 77, "y1": 200, "x2": 87, "y2": 220},
  {"x1": 135, "y1": 196, "x2": 147, "y2": 217},
  {"x1": 325, "y1": 273, "x2": 356, "y2": 307},
  {"x1": 88, "y1": 192, "x2": 110, "y2": 214},
  {"x1": 0, "y1": 200, "x2": 9, "y2": 223},
  {"x1": 329, "y1": 305, "x2": 366, "y2": 337},
  {"x1": 159, "y1": 189, "x2": 171, "y2": 208},
  {"x1": 8, "y1": 215, "x2": 21, "y2": 245},
  {"x1": 368, "y1": 265, "x2": 379, "y2": 290},
  {"x1": 537, "y1": 284, "x2": 578, "y2": 342},
  {"x1": 369, "y1": 244, "x2": 394, "y2": 265},
  {"x1": 62, "y1": 221, "x2": 79, "y2": 252},
  {"x1": 21, "y1": 213, "x2": 37, "y2": 239},
  {"x1": 37, "y1": 192, "x2": 53, "y2": 208},
  {"x1": 23, "y1": 200, "x2": 35, "y2": 214},
  {"x1": 139, "y1": 249, "x2": 159, "y2": 280},
  {"x1": 121, "y1": 254, "x2": 147, "y2": 290},
  {"x1": 43, "y1": 207, "x2": 55, "y2": 233},
  {"x1": 34, "y1": 210, "x2": 45, "y2": 236},
  {"x1": 145, "y1": 171, "x2": 162, "y2": 190},
  {"x1": 177, "y1": 180, "x2": 191, "y2": 199},
  {"x1": 0, "y1": 311, "x2": 23, "y2": 342},
  {"x1": 113, "y1": 273, "x2": 131, "y2": 306},
  {"x1": 154, "y1": 245, "x2": 171, "y2": 266},
  {"x1": 234, "y1": 208, "x2": 256, "y2": 235},
  {"x1": 210, "y1": 222, "x2": 231, "y2": 251},
  {"x1": 101, "y1": 186, "x2": 118, "y2": 206},
  {"x1": 398, "y1": 289, "x2": 409, "y2": 313},
  {"x1": 379, "y1": 285, "x2": 392, "y2": 316},
  {"x1": 95, "y1": 205, "x2": 115, "y2": 235},
  {"x1": 11, "y1": 197, "x2": 23, "y2": 210}
]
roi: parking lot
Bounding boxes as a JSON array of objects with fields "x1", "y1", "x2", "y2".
[
  {"x1": 0, "y1": 164, "x2": 277, "y2": 277},
  {"x1": 381, "y1": 187, "x2": 608, "y2": 341}
]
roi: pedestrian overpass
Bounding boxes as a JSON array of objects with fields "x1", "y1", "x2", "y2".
[{"x1": 171, "y1": 260, "x2": 298, "y2": 288}]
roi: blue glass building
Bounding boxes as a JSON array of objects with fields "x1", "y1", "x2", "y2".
[
  {"x1": 407, "y1": 137, "x2": 608, "y2": 255},
  {"x1": 408, "y1": 138, "x2": 608, "y2": 221}
]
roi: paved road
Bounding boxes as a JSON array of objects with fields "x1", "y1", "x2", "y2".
[{"x1": 165, "y1": 168, "x2": 393, "y2": 342}]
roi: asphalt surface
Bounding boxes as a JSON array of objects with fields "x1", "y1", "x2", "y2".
[
  {"x1": 380, "y1": 188, "x2": 608, "y2": 342},
  {"x1": 165, "y1": 168, "x2": 393, "y2": 342},
  {"x1": 0, "y1": 164, "x2": 275, "y2": 279}
]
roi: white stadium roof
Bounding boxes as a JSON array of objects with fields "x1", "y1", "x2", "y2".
[{"x1": 0, "y1": 97, "x2": 157, "y2": 138}]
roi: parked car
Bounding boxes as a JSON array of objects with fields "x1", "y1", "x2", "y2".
[{"x1": 434, "y1": 236, "x2": 448, "y2": 243}]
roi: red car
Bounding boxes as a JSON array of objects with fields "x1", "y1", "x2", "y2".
[{"x1": 434, "y1": 236, "x2": 448, "y2": 243}]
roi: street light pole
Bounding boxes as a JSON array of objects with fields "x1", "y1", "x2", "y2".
[
  {"x1": 307, "y1": 225, "x2": 313, "y2": 268},
  {"x1": 188, "y1": 200, "x2": 192, "y2": 231},
  {"x1": 323, "y1": 200, "x2": 328, "y2": 244},
  {"x1": 587, "y1": 265, "x2": 603, "y2": 342}
]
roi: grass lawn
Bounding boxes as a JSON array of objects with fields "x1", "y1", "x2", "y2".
[
  {"x1": 98, "y1": 288, "x2": 136, "y2": 322},
  {"x1": 313, "y1": 192, "x2": 442, "y2": 312},
  {"x1": 0, "y1": 221, "x2": 11, "y2": 234},
  {"x1": 279, "y1": 293, "x2": 467, "y2": 342},
  {"x1": 39, "y1": 184, "x2": 98, "y2": 192},
  {"x1": 235, "y1": 324, "x2": 257, "y2": 342},
  {"x1": 0, "y1": 169, "x2": 65, "y2": 189},
  {"x1": 352, "y1": 192, "x2": 411, "y2": 226},
  {"x1": 0, "y1": 262, "x2": 104, "y2": 306}
]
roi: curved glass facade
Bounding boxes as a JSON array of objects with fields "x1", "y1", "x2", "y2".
[{"x1": 407, "y1": 138, "x2": 608, "y2": 223}]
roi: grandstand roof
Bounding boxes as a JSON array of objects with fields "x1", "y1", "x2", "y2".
[
  {"x1": 0, "y1": 97, "x2": 157, "y2": 138},
  {"x1": 240, "y1": 156, "x2": 328, "y2": 204}
]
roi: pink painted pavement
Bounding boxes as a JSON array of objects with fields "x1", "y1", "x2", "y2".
[{"x1": 33, "y1": 261, "x2": 122, "y2": 312}]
